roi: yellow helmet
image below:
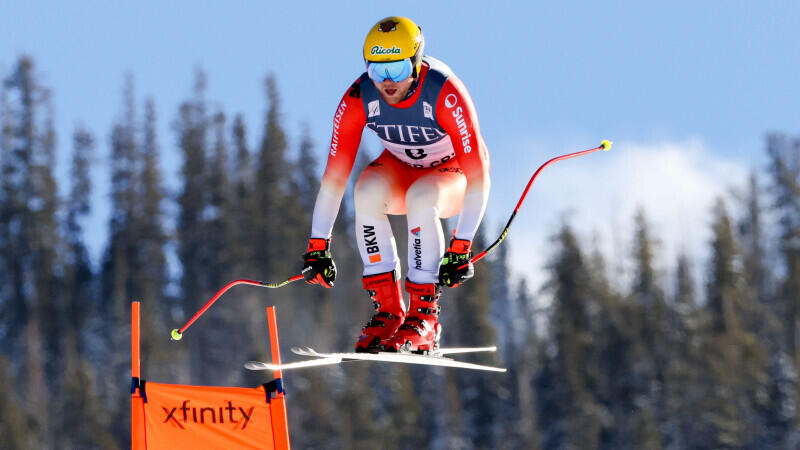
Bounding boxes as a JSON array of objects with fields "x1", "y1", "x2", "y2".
[{"x1": 363, "y1": 17, "x2": 425, "y2": 74}]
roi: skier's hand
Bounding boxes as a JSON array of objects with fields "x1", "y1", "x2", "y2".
[
  {"x1": 438, "y1": 238, "x2": 474, "y2": 287},
  {"x1": 302, "y1": 238, "x2": 337, "y2": 288}
]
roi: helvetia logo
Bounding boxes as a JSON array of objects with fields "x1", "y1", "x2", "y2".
[
  {"x1": 411, "y1": 227, "x2": 422, "y2": 269},
  {"x1": 161, "y1": 400, "x2": 255, "y2": 430}
]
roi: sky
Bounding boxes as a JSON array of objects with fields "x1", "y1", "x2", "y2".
[{"x1": 1, "y1": 1, "x2": 798, "y2": 296}]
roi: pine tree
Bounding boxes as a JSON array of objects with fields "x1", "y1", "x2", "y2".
[
  {"x1": 279, "y1": 123, "x2": 321, "y2": 346},
  {"x1": 693, "y1": 198, "x2": 769, "y2": 448},
  {"x1": 254, "y1": 74, "x2": 291, "y2": 279},
  {"x1": 133, "y1": 98, "x2": 172, "y2": 381},
  {"x1": 662, "y1": 252, "x2": 704, "y2": 448},
  {"x1": 0, "y1": 73, "x2": 36, "y2": 446},
  {"x1": 739, "y1": 172, "x2": 771, "y2": 304},
  {"x1": 175, "y1": 69, "x2": 225, "y2": 384},
  {"x1": 101, "y1": 76, "x2": 140, "y2": 390},
  {"x1": 0, "y1": 357, "x2": 33, "y2": 448},
  {"x1": 0, "y1": 83, "x2": 9, "y2": 311},
  {"x1": 766, "y1": 134, "x2": 800, "y2": 366},
  {"x1": 333, "y1": 365, "x2": 384, "y2": 449},
  {"x1": 632, "y1": 210, "x2": 661, "y2": 306},
  {"x1": 99, "y1": 76, "x2": 173, "y2": 440},
  {"x1": 759, "y1": 137, "x2": 800, "y2": 445},
  {"x1": 487, "y1": 235, "x2": 540, "y2": 449},
  {"x1": 539, "y1": 223, "x2": 608, "y2": 449},
  {"x1": 584, "y1": 222, "x2": 652, "y2": 449},
  {"x1": 64, "y1": 127, "x2": 94, "y2": 343},
  {"x1": 61, "y1": 357, "x2": 118, "y2": 448},
  {"x1": 442, "y1": 228, "x2": 502, "y2": 448},
  {"x1": 707, "y1": 199, "x2": 742, "y2": 334},
  {"x1": 294, "y1": 123, "x2": 320, "y2": 213},
  {"x1": 59, "y1": 126, "x2": 115, "y2": 447},
  {"x1": 226, "y1": 113, "x2": 273, "y2": 387},
  {"x1": 762, "y1": 351, "x2": 800, "y2": 447},
  {"x1": 734, "y1": 172, "x2": 787, "y2": 361},
  {"x1": 0, "y1": 56, "x2": 61, "y2": 446},
  {"x1": 489, "y1": 231, "x2": 514, "y2": 364},
  {"x1": 100, "y1": 75, "x2": 136, "y2": 443},
  {"x1": 207, "y1": 111, "x2": 233, "y2": 279},
  {"x1": 627, "y1": 210, "x2": 667, "y2": 449},
  {"x1": 202, "y1": 109, "x2": 252, "y2": 385},
  {"x1": 229, "y1": 114, "x2": 257, "y2": 272},
  {"x1": 510, "y1": 278, "x2": 542, "y2": 449}
]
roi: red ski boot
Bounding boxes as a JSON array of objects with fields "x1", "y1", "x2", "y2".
[
  {"x1": 355, "y1": 271, "x2": 406, "y2": 353},
  {"x1": 385, "y1": 280, "x2": 442, "y2": 353}
]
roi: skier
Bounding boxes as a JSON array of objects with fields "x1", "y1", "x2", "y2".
[{"x1": 302, "y1": 16, "x2": 491, "y2": 353}]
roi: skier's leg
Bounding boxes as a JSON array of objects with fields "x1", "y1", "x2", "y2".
[
  {"x1": 387, "y1": 162, "x2": 466, "y2": 352},
  {"x1": 404, "y1": 163, "x2": 467, "y2": 284},
  {"x1": 353, "y1": 151, "x2": 411, "y2": 352},
  {"x1": 353, "y1": 151, "x2": 410, "y2": 276}
]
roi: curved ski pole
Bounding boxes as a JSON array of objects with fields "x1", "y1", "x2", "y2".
[
  {"x1": 171, "y1": 274, "x2": 304, "y2": 340},
  {"x1": 461, "y1": 140, "x2": 612, "y2": 269}
]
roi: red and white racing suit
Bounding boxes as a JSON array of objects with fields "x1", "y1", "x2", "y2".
[{"x1": 310, "y1": 56, "x2": 491, "y2": 284}]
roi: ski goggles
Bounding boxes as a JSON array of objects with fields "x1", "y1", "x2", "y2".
[{"x1": 366, "y1": 59, "x2": 413, "y2": 83}]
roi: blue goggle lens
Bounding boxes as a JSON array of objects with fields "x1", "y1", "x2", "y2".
[{"x1": 367, "y1": 59, "x2": 413, "y2": 83}]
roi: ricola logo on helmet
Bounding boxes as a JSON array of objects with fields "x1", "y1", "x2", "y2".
[{"x1": 371, "y1": 45, "x2": 402, "y2": 56}]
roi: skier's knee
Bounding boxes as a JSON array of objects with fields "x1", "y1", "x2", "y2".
[
  {"x1": 405, "y1": 183, "x2": 440, "y2": 215},
  {"x1": 354, "y1": 175, "x2": 389, "y2": 214}
]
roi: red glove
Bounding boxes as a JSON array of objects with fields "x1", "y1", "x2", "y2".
[
  {"x1": 302, "y1": 238, "x2": 337, "y2": 288},
  {"x1": 438, "y1": 238, "x2": 474, "y2": 287}
]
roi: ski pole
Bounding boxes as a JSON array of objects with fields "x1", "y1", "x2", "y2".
[
  {"x1": 170, "y1": 274, "x2": 304, "y2": 341},
  {"x1": 461, "y1": 140, "x2": 613, "y2": 268}
]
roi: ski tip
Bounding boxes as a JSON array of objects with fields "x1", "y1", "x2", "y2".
[
  {"x1": 434, "y1": 346, "x2": 497, "y2": 355},
  {"x1": 245, "y1": 357, "x2": 344, "y2": 371},
  {"x1": 601, "y1": 139, "x2": 613, "y2": 151},
  {"x1": 244, "y1": 361, "x2": 267, "y2": 370}
]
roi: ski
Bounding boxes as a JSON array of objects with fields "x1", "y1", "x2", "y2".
[
  {"x1": 245, "y1": 346, "x2": 505, "y2": 372},
  {"x1": 292, "y1": 346, "x2": 506, "y2": 372},
  {"x1": 421, "y1": 346, "x2": 498, "y2": 356},
  {"x1": 247, "y1": 345, "x2": 507, "y2": 373},
  {"x1": 244, "y1": 357, "x2": 343, "y2": 371},
  {"x1": 244, "y1": 346, "x2": 505, "y2": 372}
]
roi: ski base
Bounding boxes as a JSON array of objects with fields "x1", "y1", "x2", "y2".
[{"x1": 244, "y1": 346, "x2": 506, "y2": 373}]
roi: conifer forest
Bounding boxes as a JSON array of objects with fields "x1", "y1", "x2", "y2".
[{"x1": 2, "y1": 55, "x2": 800, "y2": 449}]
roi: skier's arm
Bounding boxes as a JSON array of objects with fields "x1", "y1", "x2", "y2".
[
  {"x1": 310, "y1": 80, "x2": 367, "y2": 239},
  {"x1": 435, "y1": 76, "x2": 491, "y2": 243}
]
